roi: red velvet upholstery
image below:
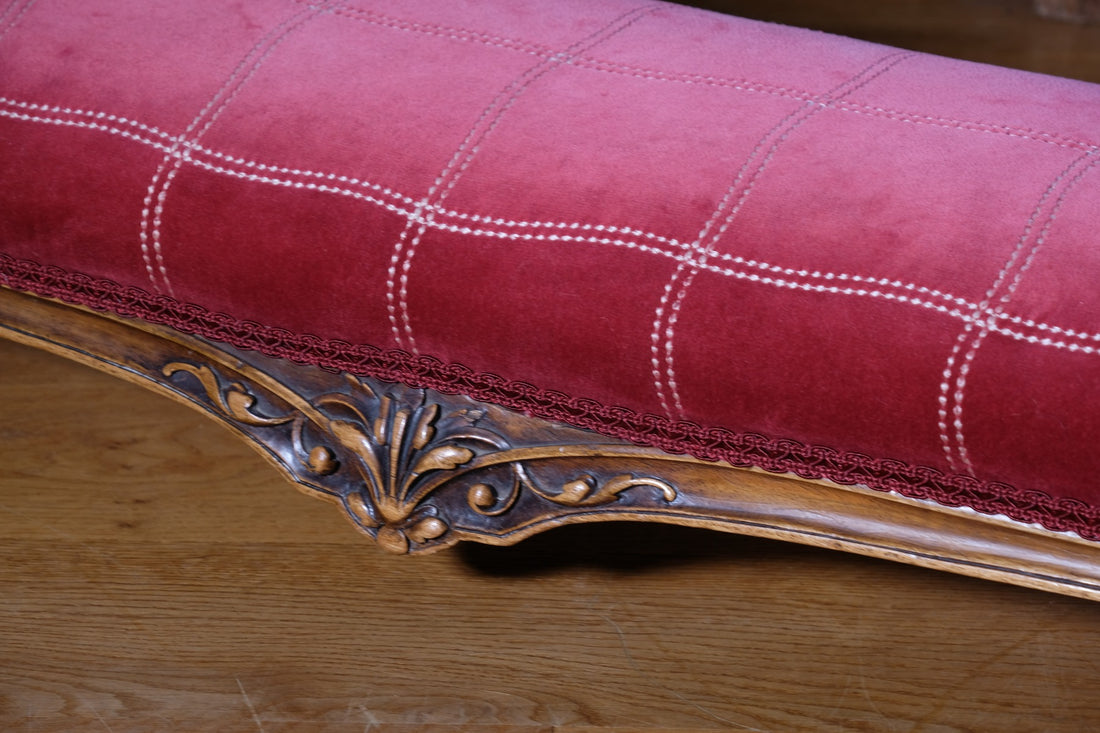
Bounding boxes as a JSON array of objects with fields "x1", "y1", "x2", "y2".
[{"x1": 2, "y1": 0, "x2": 1100, "y2": 536}]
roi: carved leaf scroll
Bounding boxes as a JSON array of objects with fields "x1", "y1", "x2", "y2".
[
  {"x1": 162, "y1": 363, "x2": 292, "y2": 427},
  {"x1": 163, "y1": 360, "x2": 678, "y2": 554}
]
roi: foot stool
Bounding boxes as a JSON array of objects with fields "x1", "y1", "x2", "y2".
[{"x1": 3, "y1": 0, "x2": 1100, "y2": 598}]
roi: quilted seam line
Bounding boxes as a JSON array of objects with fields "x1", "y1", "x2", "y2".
[
  {"x1": 653, "y1": 50, "x2": 914, "y2": 421},
  {"x1": 138, "y1": 0, "x2": 340, "y2": 298},
  {"x1": 0, "y1": 0, "x2": 35, "y2": 42},
  {"x1": 5, "y1": 96, "x2": 1100, "y2": 353},
  {"x1": 1, "y1": 254, "x2": 1098, "y2": 542},
  {"x1": 293, "y1": 0, "x2": 1100, "y2": 153},
  {"x1": 386, "y1": 3, "x2": 659, "y2": 354}
]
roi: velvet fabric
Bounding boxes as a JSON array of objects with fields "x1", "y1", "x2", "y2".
[{"x1": 2, "y1": 0, "x2": 1099, "y2": 536}]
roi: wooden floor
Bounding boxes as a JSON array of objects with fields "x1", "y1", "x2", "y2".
[
  {"x1": 7, "y1": 340, "x2": 1100, "y2": 733},
  {"x1": 5, "y1": 2, "x2": 1100, "y2": 731}
]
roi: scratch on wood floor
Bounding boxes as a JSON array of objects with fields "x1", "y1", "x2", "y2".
[
  {"x1": 343, "y1": 699, "x2": 384, "y2": 730},
  {"x1": 236, "y1": 676, "x2": 267, "y2": 733},
  {"x1": 91, "y1": 704, "x2": 115, "y2": 733},
  {"x1": 362, "y1": 706, "x2": 381, "y2": 732},
  {"x1": 856, "y1": 659, "x2": 887, "y2": 722},
  {"x1": 602, "y1": 613, "x2": 765, "y2": 732}
]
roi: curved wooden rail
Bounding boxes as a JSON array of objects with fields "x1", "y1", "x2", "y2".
[{"x1": 2, "y1": 284, "x2": 1100, "y2": 600}]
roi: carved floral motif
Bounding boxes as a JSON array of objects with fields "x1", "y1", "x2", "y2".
[{"x1": 163, "y1": 361, "x2": 677, "y2": 554}]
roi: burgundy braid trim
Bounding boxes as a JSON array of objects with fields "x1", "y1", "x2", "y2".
[{"x1": 4, "y1": 253, "x2": 1100, "y2": 541}]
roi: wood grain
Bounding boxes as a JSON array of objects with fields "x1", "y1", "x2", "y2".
[{"x1": 4, "y1": 341, "x2": 1100, "y2": 731}]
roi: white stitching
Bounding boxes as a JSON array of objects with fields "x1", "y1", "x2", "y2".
[
  {"x1": 142, "y1": 7, "x2": 313, "y2": 294},
  {"x1": 994, "y1": 312, "x2": 1100, "y2": 343},
  {"x1": 831, "y1": 101, "x2": 1097, "y2": 153},
  {"x1": 0, "y1": 98, "x2": 177, "y2": 141},
  {"x1": 386, "y1": 42, "x2": 568, "y2": 348},
  {"x1": 568, "y1": 59, "x2": 1099, "y2": 153},
  {"x1": 0, "y1": 107, "x2": 176, "y2": 152},
  {"x1": 0, "y1": 0, "x2": 20, "y2": 25},
  {"x1": 302, "y1": 1, "x2": 1100, "y2": 154},
  {"x1": 306, "y1": 0, "x2": 552, "y2": 58},
  {"x1": 989, "y1": 328, "x2": 1100, "y2": 354},
  {"x1": 712, "y1": 253, "x2": 975, "y2": 308},
  {"x1": 139, "y1": 1, "x2": 335, "y2": 296},
  {"x1": 184, "y1": 139, "x2": 695, "y2": 249},
  {"x1": 6, "y1": 99, "x2": 1100, "y2": 356},
  {"x1": 0, "y1": 0, "x2": 35, "y2": 41},
  {"x1": 937, "y1": 151, "x2": 1100, "y2": 473},
  {"x1": 957, "y1": 157, "x2": 1100, "y2": 468},
  {"x1": 701, "y1": 262, "x2": 967, "y2": 314},
  {"x1": 0, "y1": 98, "x2": 698, "y2": 263},
  {"x1": 651, "y1": 96, "x2": 821, "y2": 417},
  {"x1": 939, "y1": 152, "x2": 1099, "y2": 471},
  {"x1": 654, "y1": 51, "x2": 914, "y2": 420},
  {"x1": 386, "y1": 4, "x2": 659, "y2": 353},
  {"x1": 937, "y1": 156, "x2": 1082, "y2": 470}
]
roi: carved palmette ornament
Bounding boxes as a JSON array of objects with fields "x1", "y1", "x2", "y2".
[{"x1": 162, "y1": 360, "x2": 677, "y2": 554}]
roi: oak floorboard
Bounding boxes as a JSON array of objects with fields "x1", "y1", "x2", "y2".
[{"x1": 5, "y1": 2, "x2": 1100, "y2": 731}]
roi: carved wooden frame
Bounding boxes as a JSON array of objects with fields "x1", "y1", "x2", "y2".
[{"x1": 4, "y1": 284, "x2": 1100, "y2": 600}]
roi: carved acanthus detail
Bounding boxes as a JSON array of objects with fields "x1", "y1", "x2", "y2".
[
  {"x1": 163, "y1": 361, "x2": 678, "y2": 554},
  {"x1": 163, "y1": 362, "x2": 292, "y2": 428},
  {"x1": 467, "y1": 471, "x2": 676, "y2": 515},
  {"x1": 320, "y1": 386, "x2": 501, "y2": 554}
]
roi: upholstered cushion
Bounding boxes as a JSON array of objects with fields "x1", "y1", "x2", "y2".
[{"x1": 2, "y1": 0, "x2": 1099, "y2": 537}]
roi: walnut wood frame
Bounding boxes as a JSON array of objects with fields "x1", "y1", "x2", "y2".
[{"x1": 3, "y1": 284, "x2": 1100, "y2": 600}]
